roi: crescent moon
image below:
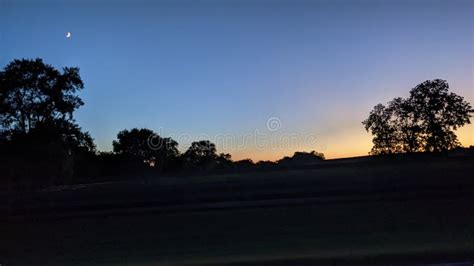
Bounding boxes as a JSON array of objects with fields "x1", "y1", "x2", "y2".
[{"x1": 66, "y1": 32, "x2": 71, "y2": 38}]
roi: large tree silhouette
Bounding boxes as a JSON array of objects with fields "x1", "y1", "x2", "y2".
[
  {"x1": 363, "y1": 79, "x2": 472, "y2": 155},
  {"x1": 0, "y1": 59, "x2": 93, "y2": 151},
  {"x1": 1, "y1": 58, "x2": 84, "y2": 134},
  {"x1": 0, "y1": 58, "x2": 94, "y2": 187}
]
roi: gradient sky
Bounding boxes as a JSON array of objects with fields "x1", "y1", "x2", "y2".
[{"x1": 1, "y1": 0, "x2": 473, "y2": 161}]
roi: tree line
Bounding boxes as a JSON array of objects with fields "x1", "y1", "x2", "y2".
[
  {"x1": 1, "y1": 58, "x2": 472, "y2": 189},
  {"x1": 0, "y1": 59, "x2": 324, "y2": 189}
]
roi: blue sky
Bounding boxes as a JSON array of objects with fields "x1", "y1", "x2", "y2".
[{"x1": 1, "y1": 0, "x2": 473, "y2": 160}]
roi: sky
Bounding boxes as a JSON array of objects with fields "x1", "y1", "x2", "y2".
[{"x1": 1, "y1": 0, "x2": 473, "y2": 161}]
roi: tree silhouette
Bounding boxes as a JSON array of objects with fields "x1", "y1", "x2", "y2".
[
  {"x1": 112, "y1": 128, "x2": 179, "y2": 170},
  {"x1": 388, "y1": 97, "x2": 422, "y2": 153},
  {"x1": 363, "y1": 79, "x2": 473, "y2": 155},
  {"x1": 215, "y1": 153, "x2": 233, "y2": 170},
  {"x1": 410, "y1": 80, "x2": 472, "y2": 152},
  {"x1": 362, "y1": 103, "x2": 399, "y2": 154},
  {"x1": 1, "y1": 58, "x2": 84, "y2": 134},
  {"x1": 183, "y1": 140, "x2": 217, "y2": 170},
  {"x1": 277, "y1": 151, "x2": 325, "y2": 167},
  {"x1": 0, "y1": 59, "x2": 93, "y2": 152},
  {"x1": 234, "y1": 159, "x2": 255, "y2": 170},
  {"x1": 0, "y1": 58, "x2": 94, "y2": 188}
]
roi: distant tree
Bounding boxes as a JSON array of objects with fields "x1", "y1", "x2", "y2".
[
  {"x1": 255, "y1": 160, "x2": 277, "y2": 170},
  {"x1": 112, "y1": 128, "x2": 179, "y2": 169},
  {"x1": 113, "y1": 128, "x2": 155, "y2": 161},
  {"x1": 277, "y1": 151, "x2": 325, "y2": 167},
  {"x1": 304, "y1": 151, "x2": 325, "y2": 160},
  {"x1": 363, "y1": 79, "x2": 473, "y2": 154},
  {"x1": 183, "y1": 140, "x2": 217, "y2": 170},
  {"x1": 234, "y1": 159, "x2": 255, "y2": 170},
  {"x1": 256, "y1": 160, "x2": 276, "y2": 166},
  {"x1": 215, "y1": 153, "x2": 233, "y2": 170}
]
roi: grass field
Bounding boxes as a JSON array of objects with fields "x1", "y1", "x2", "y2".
[{"x1": 1, "y1": 156, "x2": 474, "y2": 265}]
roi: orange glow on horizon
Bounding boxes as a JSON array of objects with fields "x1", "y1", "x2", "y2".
[{"x1": 228, "y1": 123, "x2": 474, "y2": 162}]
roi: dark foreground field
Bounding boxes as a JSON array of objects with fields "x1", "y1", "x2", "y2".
[{"x1": 1, "y1": 156, "x2": 474, "y2": 265}]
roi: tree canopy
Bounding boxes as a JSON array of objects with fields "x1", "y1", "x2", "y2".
[
  {"x1": 0, "y1": 58, "x2": 94, "y2": 152},
  {"x1": 0, "y1": 58, "x2": 95, "y2": 187},
  {"x1": 363, "y1": 79, "x2": 473, "y2": 155},
  {"x1": 112, "y1": 128, "x2": 179, "y2": 168},
  {"x1": 183, "y1": 140, "x2": 218, "y2": 170},
  {"x1": 0, "y1": 58, "x2": 84, "y2": 134}
]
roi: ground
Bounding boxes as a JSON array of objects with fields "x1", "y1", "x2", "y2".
[{"x1": 1, "y1": 156, "x2": 474, "y2": 265}]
